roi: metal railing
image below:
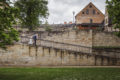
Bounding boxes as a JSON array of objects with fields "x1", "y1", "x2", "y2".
[{"x1": 20, "y1": 36, "x2": 92, "y2": 54}]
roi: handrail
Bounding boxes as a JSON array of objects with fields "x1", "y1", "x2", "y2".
[
  {"x1": 19, "y1": 36, "x2": 120, "y2": 58},
  {"x1": 38, "y1": 39, "x2": 92, "y2": 48},
  {"x1": 20, "y1": 36, "x2": 92, "y2": 48},
  {"x1": 20, "y1": 36, "x2": 92, "y2": 53}
]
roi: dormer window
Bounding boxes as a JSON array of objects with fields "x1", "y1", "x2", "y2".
[{"x1": 90, "y1": 5, "x2": 92, "y2": 8}]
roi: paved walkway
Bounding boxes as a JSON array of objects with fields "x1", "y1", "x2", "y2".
[{"x1": 0, "y1": 65, "x2": 120, "y2": 68}]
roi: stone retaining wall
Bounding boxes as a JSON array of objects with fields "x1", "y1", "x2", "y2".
[
  {"x1": 0, "y1": 44, "x2": 120, "y2": 66},
  {"x1": 43, "y1": 30, "x2": 120, "y2": 47},
  {"x1": 0, "y1": 30, "x2": 120, "y2": 66}
]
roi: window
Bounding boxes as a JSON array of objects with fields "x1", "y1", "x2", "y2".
[
  {"x1": 82, "y1": 12, "x2": 85, "y2": 14},
  {"x1": 93, "y1": 9, "x2": 96, "y2": 14},
  {"x1": 86, "y1": 9, "x2": 89, "y2": 14},
  {"x1": 97, "y1": 12, "x2": 100, "y2": 15},
  {"x1": 90, "y1": 5, "x2": 92, "y2": 8},
  {"x1": 90, "y1": 19, "x2": 93, "y2": 23}
]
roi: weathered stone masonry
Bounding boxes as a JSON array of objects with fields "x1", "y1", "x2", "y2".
[
  {"x1": 0, "y1": 44, "x2": 120, "y2": 66},
  {"x1": 0, "y1": 30, "x2": 120, "y2": 66}
]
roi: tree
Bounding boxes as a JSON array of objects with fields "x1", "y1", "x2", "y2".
[
  {"x1": 106, "y1": 0, "x2": 120, "y2": 36},
  {"x1": 0, "y1": 0, "x2": 19, "y2": 48},
  {"x1": 15, "y1": 0, "x2": 49, "y2": 31},
  {"x1": 45, "y1": 20, "x2": 52, "y2": 32}
]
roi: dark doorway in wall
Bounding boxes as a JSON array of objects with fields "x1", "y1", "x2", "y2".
[{"x1": 90, "y1": 19, "x2": 93, "y2": 23}]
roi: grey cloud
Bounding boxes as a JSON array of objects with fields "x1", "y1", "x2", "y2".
[{"x1": 48, "y1": 0, "x2": 106, "y2": 24}]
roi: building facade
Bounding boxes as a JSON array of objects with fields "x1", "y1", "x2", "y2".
[
  {"x1": 104, "y1": 7, "x2": 112, "y2": 31},
  {"x1": 75, "y1": 2, "x2": 105, "y2": 29},
  {"x1": 104, "y1": 7, "x2": 119, "y2": 32}
]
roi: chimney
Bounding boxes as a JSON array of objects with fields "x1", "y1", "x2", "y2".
[
  {"x1": 64, "y1": 22, "x2": 67, "y2": 24},
  {"x1": 69, "y1": 21, "x2": 72, "y2": 24}
]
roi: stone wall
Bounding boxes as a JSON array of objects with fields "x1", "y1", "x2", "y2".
[
  {"x1": 0, "y1": 30, "x2": 120, "y2": 66},
  {"x1": 44, "y1": 30, "x2": 120, "y2": 47},
  {"x1": 44, "y1": 30, "x2": 93, "y2": 47},
  {"x1": 93, "y1": 31, "x2": 120, "y2": 47},
  {"x1": 93, "y1": 48, "x2": 120, "y2": 66},
  {"x1": 0, "y1": 44, "x2": 119, "y2": 66}
]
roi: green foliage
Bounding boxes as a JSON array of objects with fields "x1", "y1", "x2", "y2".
[
  {"x1": 45, "y1": 26, "x2": 52, "y2": 32},
  {"x1": 114, "y1": 31, "x2": 120, "y2": 37},
  {"x1": 106, "y1": 0, "x2": 120, "y2": 36},
  {"x1": 0, "y1": 0, "x2": 19, "y2": 48},
  {"x1": 72, "y1": 26, "x2": 78, "y2": 30},
  {"x1": 45, "y1": 20, "x2": 52, "y2": 32},
  {"x1": 15, "y1": 0, "x2": 49, "y2": 31}
]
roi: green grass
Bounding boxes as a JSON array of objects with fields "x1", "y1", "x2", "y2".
[{"x1": 0, "y1": 68, "x2": 120, "y2": 80}]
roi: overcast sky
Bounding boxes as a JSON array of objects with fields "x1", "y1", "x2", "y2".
[
  {"x1": 47, "y1": 0, "x2": 106, "y2": 24},
  {"x1": 11, "y1": 0, "x2": 106, "y2": 24}
]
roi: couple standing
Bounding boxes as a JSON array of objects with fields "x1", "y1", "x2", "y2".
[{"x1": 29, "y1": 34, "x2": 38, "y2": 46}]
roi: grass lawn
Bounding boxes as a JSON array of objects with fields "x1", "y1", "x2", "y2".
[{"x1": 0, "y1": 68, "x2": 120, "y2": 80}]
